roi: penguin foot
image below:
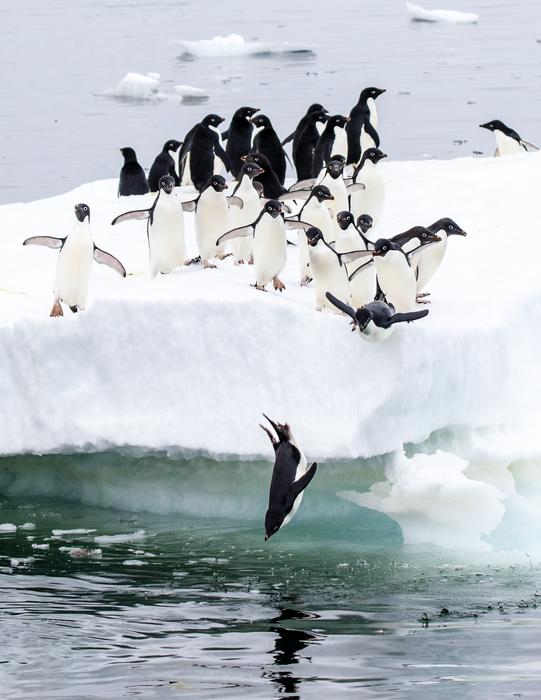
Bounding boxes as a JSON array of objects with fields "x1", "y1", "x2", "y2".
[
  {"x1": 300, "y1": 275, "x2": 312, "y2": 287},
  {"x1": 416, "y1": 292, "x2": 431, "y2": 298},
  {"x1": 203, "y1": 260, "x2": 217, "y2": 269},
  {"x1": 186, "y1": 256, "x2": 201, "y2": 266},
  {"x1": 416, "y1": 297, "x2": 431, "y2": 305},
  {"x1": 350, "y1": 319, "x2": 358, "y2": 331},
  {"x1": 69, "y1": 305, "x2": 79, "y2": 314},
  {"x1": 234, "y1": 259, "x2": 245, "y2": 266},
  {"x1": 273, "y1": 277, "x2": 286, "y2": 292},
  {"x1": 50, "y1": 301, "x2": 64, "y2": 318},
  {"x1": 216, "y1": 253, "x2": 232, "y2": 260},
  {"x1": 248, "y1": 255, "x2": 254, "y2": 265},
  {"x1": 252, "y1": 283, "x2": 267, "y2": 292}
]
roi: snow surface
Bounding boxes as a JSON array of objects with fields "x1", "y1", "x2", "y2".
[
  {"x1": 1, "y1": 152, "x2": 541, "y2": 549},
  {"x1": 406, "y1": 2, "x2": 479, "y2": 23},
  {"x1": 102, "y1": 72, "x2": 163, "y2": 100},
  {"x1": 174, "y1": 34, "x2": 316, "y2": 58}
]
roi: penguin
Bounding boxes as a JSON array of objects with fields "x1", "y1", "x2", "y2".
[
  {"x1": 23, "y1": 203, "x2": 126, "y2": 317},
  {"x1": 303, "y1": 227, "x2": 351, "y2": 311},
  {"x1": 349, "y1": 148, "x2": 387, "y2": 225},
  {"x1": 227, "y1": 161, "x2": 265, "y2": 264},
  {"x1": 346, "y1": 87, "x2": 385, "y2": 165},
  {"x1": 148, "y1": 139, "x2": 181, "y2": 191},
  {"x1": 181, "y1": 175, "x2": 242, "y2": 268},
  {"x1": 251, "y1": 114, "x2": 288, "y2": 185},
  {"x1": 260, "y1": 414, "x2": 317, "y2": 541},
  {"x1": 479, "y1": 120, "x2": 538, "y2": 156},
  {"x1": 292, "y1": 109, "x2": 328, "y2": 181},
  {"x1": 111, "y1": 175, "x2": 189, "y2": 278},
  {"x1": 178, "y1": 114, "x2": 231, "y2": 190},
  {"x1": 283, "y1": 185, "x2": 335, "y2": 285},
  {"x1": 335, "y1": 211, "x2": 376, "y2": 307},
  {"x1": 312, "y1": 115, "x2": 349, "y2": 174},
  {"x1": 217, "y1": 200, "x2": 287, "y2": 291},
  {"x1": 357, "y1": 214, "x2": 374, "y2": 242},
  {"x1": 412, "y1": 218, "x2": 467, "y2": 293},
  {"x1": 281, "y1": 103, "x2": 327, "y2": 150},
  {"x1": 118, "y1": 147, "x2": 149, "y2": 197},
  {"x1": 325, "y1": 292, "x2": 429, "y2": 343},
  {"x1": 241, "y1": 152, "x2": 287, "y2": 199},
  {"x1": 223, "y1": 106, "x2": 259, "y2": 177}
]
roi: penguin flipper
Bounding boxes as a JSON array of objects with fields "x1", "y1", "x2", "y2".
[
  {"x1": 283, "y1": 219, "x2": 312, "y2": 231},
  {"x1": 215, "y1": 142, "x2": 231, "y2": 172},
  {"x1": 347, "y1": 182, "x2": 365, "y2": 193},
  {"x1": 181, "y1": 199, "x2": 198, "y2": 212},
  {"x1": 389, "y1": 309, "x2": 429, "y2": 325},
  {"x1": 325, "y1": 292, "x2": 356, "y2": 320},
  {"x1": 216, "y1": 225, "x2": 255, "y2": 247},
  {"x1": 93, "y1": 245, "x2": 127, "y2": 277},
  {"x1": 289, "y1": 178, "x2": 316, "y2": 192},
  {"x1": 364, "y1": 119, "x2": 380, "y2": 148},
  {"x1": 111, "y1": 209, "x2": 150, "y2": 225},
  {"x1": 339, "y1": 249, "x2": 373, "y2": 265},
  {"x1": 253, "y1": 181, "x2": 265, "y2": 197},
  {"x1": 227, "y1": 196, "x2": 244, "y2": 209},
  {"x1": 281, "y1": 131, "x2": 295, "y2": 147},
  {"x1": 289, "y1": 463, "x2": 318, "y2": 503},
  {"x1": 521, "y1": 140, "x2": 539, "y2": 152},
  {"x1": 348, "y1": 258, "x2": 374, "y2": 282},
  {"x1": 493, "y1": 147, "x2": 500, "y2": 157},
  {"x1": 23, "y1": 236, "x2": 65, "y2": 249},
  {"x1": 279, "y1": 190, "x2": 310, "y2": 202},
  {"x1": 406, "y1": 240, "x2": 441, "y2": 266},
  {"x1": 221, "y1": 129, "x2": 229, "y2": 141}
]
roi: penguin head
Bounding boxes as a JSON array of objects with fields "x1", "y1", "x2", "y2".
[
  {"x1": 241, "y1": 152, "x2": 270, "y2": 170},
  {"x1": 261, "y1": 414, "x2": 292, "y2": 443},
  {"x1": 235, "y1": 106, "x2": 259, "y2": 120},
  {"x1": 159, "y1": 175, "x2": 176, "y2": 194},
  {"x1": 263, "y1": 200, "x2": 282, "y2": 219},
  {"x1": 326, "y1": 158, "x2": 345, "y2": 179},
  {"x1": 120, "y1": 147, "x2": 137, "y2": 163},
  {"x1": 329, "y1": 114, "x2": 348, "y2": 129},
  {"x1": 336, "y1": 211, "x2": 354, "y2": 230},
  {"x1": 307, "y1": 102, "x2": 327, "y2": 114},
  {"x1": 205, "y1": 175, "x2": 228, "y2": 193},
  {"x1": 479, "y1": 120, "x2": 507, "y2": 132},
  {"x1": 363, "y1": 148, "x2": 387, "y2": 165},
  {"x1": 250, "y1": 114, "x2": 272, "y2": 129},
  {"x1": 74, "y1": 203, "x2": 90, "y2": 223},
  {"x1": 164, "y1": 139, "x2": 181, "y2": 152},
  {"x1": 264, "y1": 509, "x2": 284, "y2": 541},
  {"x1": 360, "y1": 87, "x2": 386, "y2": 101},
  {"x1": 305, "y1": 227, "x2": 324, "y2": 247},
  {"x1": 312, "y1": 185, "x2": 334, "y2": 202},
  {"x1": 357, "y1": 214, "x2": 373, "y2": 234},
  {"x1": 203, "y1": 114, "x2": 225, "y2": 129},
  {"x1": 372, "y1": 238, "x2": 393, "y2": 257},
  {"x1": 429, "y1": 218, "x2": 467, "y2": 237},
  {"x1": 308, "y1": 110, "x2": 328, "y2": 126},
  {"x1": 355, "y1": 307, "x2": 373, "y2": 332},
  {"x1": 239, "y1": 161, "x2": 265, "y2": 179},
  {"x1": 407, "y1": 227, "x2": 442, "y2": 245}
]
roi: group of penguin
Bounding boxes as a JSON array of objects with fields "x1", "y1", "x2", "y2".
[{"x1": 23, "y1": 91, "x2": 537, "y2": 346}]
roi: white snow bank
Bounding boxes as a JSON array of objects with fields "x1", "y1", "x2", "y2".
[
  {"x1": 175, "y1": 34, "x2": 316, "y2": 58},
  {"x1": 406, "y1": 1, "x2": 479, "y2": 23},
  {"x1": 101, "y1": 72, "x2": 163, "y2": 100}
]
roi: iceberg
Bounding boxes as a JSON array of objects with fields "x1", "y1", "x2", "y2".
[
  {"x1": 406, "y1": 2, "x2": 479, "y2": 23},
  {"x1": 175, "y1": 34, "x2": 316, "y2": 58},
  {"x1": 101, "y1": 72, "x2": 162, "y2": 100}
]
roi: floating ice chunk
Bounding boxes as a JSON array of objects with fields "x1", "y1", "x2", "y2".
[
  {"x1": 95, "y1": 529, "x2": 146, "y2": 544},
  {"x1": 0, "y1": 523, "x2": 17, "y2": 531},
  {"x1": 59, "y1": 547, "x2": 102, "y2": 558},
  {"x1": 173, "y1": 84, "x2": 209, "y2": 98},
  {"x1": 175, "y1": 33, "x2": 316, "y2": 58},
  {"x1": 104, "y1": 72, "x2": 162, "y2": 100},
  {"x1": 20, "y1": 522, "x2": 36, "y2": 530},
  {"x1": 199, "y1": 557, "x2": 229, "y2": 565},
  {"x1": 10, "y1": 557, "x2": 34, "y2": 567},
  {"x1": 406, "y1": 1, "x2": 479, "y2": 23},
  {"x1": 123, "y1": 559, "x2": 146, "y2": 566},
  {"x1": 31, "y1": 543, "x2": 49, "y2": 550},
  {"x1": 52, "y1": 528, "x2": 96, "y2": 536}
]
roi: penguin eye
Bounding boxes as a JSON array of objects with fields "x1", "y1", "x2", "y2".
[
  {"x1": 382, "y1": 246, "x2": 387, "y2": 251},
  {"x1": 422, "y1": 232, "x2": 426, "y2": 237},
  {"x1": 449, "y1": 224, "x2": 454, "y2": 230},
  {"x1": 84, "y1": 206, "x2": 88, "y2": 211},
  {"x1": 267, "y1": 205, "x2": 272, "y2": 211}
]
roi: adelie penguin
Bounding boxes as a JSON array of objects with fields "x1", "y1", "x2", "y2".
[
  {"x1": 479, "y1": 120, "x2": 538, "y2": 157},
  {"x1": 250, "y1": 114, "x2": 288, "y2": 185},
  {"x1": 325, "y1": 292, "x2": 429, "y2": 343},
  {"x1": 292, "y1": 108, "x2": 328, "y2": 181},
  {"x1": 346, "y1": 87, "x2": 385, "y2": 166},
  {"x1": 241, "y1": 152, "x2": 287, "y2": 199},
  {"x1": 312, "y1": 115, "x2": 349, "y2": 174},
  {"x1": 260, "y1": 415, "x2": 317, "y2": 541},
  {"x1": 178, "y1": 114, "x2": 231, "y2": 190},
  {"x1": 228, "y1": 160, "x2": 265, "y2": 264},
  {"x1": 349, "y1": 148, "x2": 387, "y2": 225},
  {"x1": 148, "y1": 139, "x2": 181, "y2": 191},
  {"x1": 112, "y1": 174, "x2": 192, "y2": 278},
  {"x1": 302, "y1": 227, "x2": 351, "y2": 311},
  {"x1": 217, "y1": 199, "x2": 287, "y2": 292},
  {"x1": 223, "y1": 106, "x2": 259, "y2": 177},
  {"x1": 23, "y1": 203, "x2": 126, "y2": 317},
  {"x1": 408, "y1": 218, "x2": 467, "y2": 294},
  {"x1": 335, "y1": 211, "x2": 376, "y2": 308},
  {"x1": 118, "y1": 147, "x2": 149, "y2": 197},
  {"x1": 281, "y1": 102, "x2": 327, "y2": 151}
]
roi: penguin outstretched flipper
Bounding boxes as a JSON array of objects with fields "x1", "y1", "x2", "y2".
[
  {"x1": 389, "y1": 309, "x2": 429, "y2": 325},
  {"x1": 288, "y1": 463, "x2": 318, "y2": 503},
  {"x1": 281, "y1": 131, "x2": 296, "y2": 147},
  {"x1": 522, "y1": 140, "x2": 539, "y2": 152},
  {"x1": 23, "y1": 236, "x2": 66, "y2": 249},
  {"x1": 279, "y1": 190, "x2": 310, "y2": 202},
  {"x1": 111, "y1": 208, "x2": 152, "y2": 225},
  {"x1": 181, "y1": 198, "x2": 199, "y2": 213},
  {"x1": 227, "y1": 195, "x2": 244, "y2": 209},
  {"x1": 325, "y1": 292, "x2": 357, "y2": 321},
  {"x1": 289, "y1": 178, "x2": 316, "y2": 192},
  {"x1": 216, "y1": 224, "x2": 255, "y2": 247},
  {"x1": 93, "y1": 245, "x2": 127, "y2": 277}
]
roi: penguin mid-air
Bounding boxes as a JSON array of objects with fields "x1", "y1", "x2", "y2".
[
  {"x1": 312, "y1": 115, "x2": 349, "y2": 174},
  {"x1": 118, "y1": 147, "x2": 149, "y2": 197},
  {"x1": 241, "y1": 152, "x2": 287, "y2": 199},
  {"x1": 303, "y1": 226, "x2": 351, "y2": 311},
  {"x1": 281, "y1": 103, "x2": 327, "y2": 151},
  {"x1": 479, "y1": 120, "x2": 538, "y2": 156},
  {"x1": 292, "y1": 109, "x2": 329, "y2": 181},
  {"x1": 112, "y1": 175, "x2": 190, "y2": 278},
  {"x1": 250, "y1": 114, "x2": 288, "y2": 185},
  {"x1": 349, "y1": 148, "x2": 387, "y2": 225},
  {"x1": 23, "y1": 203, "x2": 126, "y2": 317},
  {"x1": 325, "y1": 292, "x2": 429, "y2": 343},
  {"x1": 346, "y1": 87, "x2": 385, "y2": 166},
  {"x1": 228, "y1": 161, "x2": 265, "y2": 264},
  {"x1": 178, "y1": 114, "x2": 231, "y2": 190},
  {"x1": 223, "y1": 106, "x2": 259, "y2": 177},
  {"x1": 217, "y1": 200, "x2": 287, "y2": 291},
  {"x1": 148, "y1": 139, "x2": 181, "y2": 191},
  {"x1": 260, "y1": 414, "x2": 317, "y2": 541}
]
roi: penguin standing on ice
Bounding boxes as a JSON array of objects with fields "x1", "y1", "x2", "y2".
[
  {"x1": 410, "y1": 218, "x2": 467, "y2": 293},
  {"x1": 118, "y1": 147, "x2": 149, "y2": 197},
  {"x1": 346, "y1": 87, "x2": 385, "y2": 166},
  {"x1": 223, "y1": 106, "x2": 259, "y2": 177},
  {"x1": 335, "y1": 211, "x2": 377, "y2": 308},
  {"x1": 241, "y1": 152, "x2": 287, "y2": 199},
  {"x1": 23, "y1": 203, "x2": 126, "y2": 317},
  {"x1": 112, "y1": 175, "x2": 191, "y2": 278},
  {"x1": 228, "y1": 161, "x2": 265, "y2": 264},
  {"x1": 325, "y1": 292, "x2": 429, "y2": 343},
  {"x1": 260, "y1": 414, "x2": 317, "y2": 541},
  {"x1": 292, "y1": 109, "x2": 328, "y2": 181},
  {"x1": 479, "y1": 120, "x2": 538, "y2": 156},
  {"x1": 250, "y1": 114, "x2": 288, "y2": 185},
  {"x1": 178, "y1": 114, "x2": 231, "y2": 190},
  {"x1": 349, "y1": 148, "x2": 387, "y2": 225},
  {"x1": 217, "y1": 200, "x2": 287, "y2": 291},
  {"x1": 302, "y1": 227, "x2": 351, "y2": 311},
  {"x1": 281, "y1": 103, "x2": 327, "y2": 150},
  {"x1": 312, "y1": 115, "x2": 349, "y2": 174},
  {"x1": 148, "y1": 139, "x2": 181, "y2": 191}
]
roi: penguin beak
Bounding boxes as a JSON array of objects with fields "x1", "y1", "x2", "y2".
[
  {"x1": 346, "y1": 117, "x2": 351, "y2": 122},
  {"x1": 372, "y1": 250, "x2": 382, "y2": 257},
  {"x1": 264, "y1": 534, "x2": 269, "y2": 542}
]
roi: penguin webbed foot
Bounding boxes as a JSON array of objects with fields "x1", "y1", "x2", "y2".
[
  {"x1": 50, "y1": 301, "x2": 64, "y2": 318},
  {"x1": 416, "y1": 296, "x2": 431, "y2": 305},
  {"x1": 273, "y1": 277, "x2": 286, "y2": 293},
  {"x1": 69, "y1": 305, "x2": 79, "y2": 314},
  {"x1": 300, "y1": 275, "x2": 312, "y2": 287},
  {"x1": 349, "y1": 319, "x2": 358, "y2": 332},
  {"x1": 202, "y1": 260, "x2": 217, "y2": 269},
  {"x1": 248, "y1": 255, "x2": 254, "y2": 265},
  {"x1": 234, "y1": 259, "x2": 246, "y2": 266},
  {"x1": 417, "y1": 292, "x2": 431, "y2": 298},
  {"x1": 216, "y1": 253, "x2": 232, "y2": 260},
  {"x1": 186, "y1": 256, "x2": 201, "y2": 266},
  {"x1": 252, "y1": 283, "x2": 267, "y2": 292}
]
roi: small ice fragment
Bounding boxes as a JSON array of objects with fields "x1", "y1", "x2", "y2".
[
  {"x1": 406, "y1": 1, "x2": 479, "y2": 23},
  {"x1": 123, "y1": 559, "x2": 146, "y2": 566},
  {"x1": 52, "y1": 528, "x2": 96, "y2": 536},
  {"x1": 10, "y1": 557, "x2": 34, "y2": 567},
  {"x1": 20, "y1": 522, "x2": 36, "y2": 530},
  {"x1": 0, "y1": 523, "x2": 17, "y2": 532},
  {"x1": 174, "y1": 84, "x2": 209, "y2": 97},
  {"x1": 59, "y1": 547, "x2": 102, "y2": 558},
  {"x1": 95, "y1": 529, "x2": 146, "y2": 544},
  {"x1": 31, "y1": 543, "x2": 49, "y2": 550}
]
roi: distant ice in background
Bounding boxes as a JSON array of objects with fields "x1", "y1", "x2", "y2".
[
  {"x1": 101, "y1": 72, "x2": 164, "y2": 100},
  {"x1": 174, "y1": 33, "x2": 316, "y2": 58},
  {"x1": 406, "y1": 1, "x2": 480, "y2": 23}
]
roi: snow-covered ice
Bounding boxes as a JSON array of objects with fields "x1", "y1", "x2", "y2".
[
  {"x1": 406, "y1": 2, "x2": 479, "y2": 23},
  {"x1": 101, "y1": 72, "x2": 163, "y2": 100},
  {"x1": 175, "y1": 34, "x2": 316, "y2": 58}
]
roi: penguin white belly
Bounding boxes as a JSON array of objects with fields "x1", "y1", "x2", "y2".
[
  {"x1": 253, "y1": 217, "x2": 286, "y2": 287},
  {"x1": 148, "y1": 196, "x2": 186, "y2": 277},
  {"x1": 350, "y1": 167, "x2": 385, "y2": 225},
  {"x1": 415, "y1": 236, "x2": 448, "y2": 292},
  {"x1": 361, "y1": 321, "x2": 392, "y2": 343},
  {"x1": 375, "y1": 251, "x2": 416, "y2": 312},
  {"x1": 54, "y1": 231, "x2": 93, "y2": 309},
  {"x1": 298, "y1": 200, "x2": 334, "y2": 280},
  {"x1": 495, "y1": 130, "x2": 523, "y2": 156},
  {"x1": 349, "y1": 262, "x2": 377, "y2": 307},
  {"x1": 309, "y1": 245, "x2": 350, "y2": 311},
  {"x1": 332, "y1": 126, "x2": 348, "y2": 159},
  {"x1": 228, "y1": 182, "x2": 259, "y2": 263},
  {"x1": 297, "y1": 231, "x2": 310, "y2": 282},
  {"x1": 320, "y1": 176, "x2": 348, "y2": 232},
  {"x1": 213, "y1": 131, "x2": 225, "y2": 175},
  {"x1": 180, "y1": 152, "x2": 193, "y2": 186},
  {"x1": 367, "y1": 98, "x2": 378, "y2": 130},
  {"x1": 360, "y1": 124, "x2": 376, "y2": 154},
  {"x1": 195, "y1": 191, "x2": 228, "y2": 260},
  {"x1": 282, "y1": 450, "x2": 308, "y2": 528}
]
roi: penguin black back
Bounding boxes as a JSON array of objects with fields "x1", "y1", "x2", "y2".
[
  {"x1": 225, "y1": 106, "x2": 259, "y2": 177},
  {"x1": 251, "y1": 114, "x2": 287, "y2": 185},
  {"x1": 185, "y1": 114, "x2": 231, "y2": 191},
  {"x1": 242, "y1": 152, "x2": 287, "y2": 198},
  {"x1": 293, "y1": 110, "x2": 328, "y2": 180},
  {"x1": 346, "y1": 87, "x2": 385, "y2": 165},
  {"x1": 312, "y1": 115, "x2": 348, "y2": 175},
  {"x1": 118, "y1": 147, "x2": 149, "y2": 197},
  {"x1": 148, "y1": 140, "x2": 181, "y2": 192}
]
